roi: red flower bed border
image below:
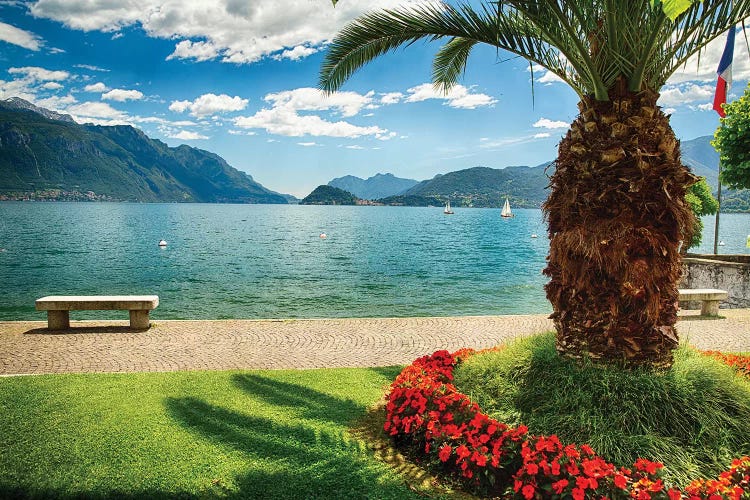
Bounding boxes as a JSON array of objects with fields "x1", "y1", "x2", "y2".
[{"x1": 383, "y1": 347, "x2": 750, "y2": 499}]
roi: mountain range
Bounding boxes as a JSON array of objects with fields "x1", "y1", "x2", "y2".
[
  {"x1": 2, "y1": 97, "x2": 747, "y2": 211},
  {"x1": 0, "y1": 97, "x2": 290, "y2": 204},
  {"x1": 321, "y1": 136, "x2": 750, "y2": 211},
  {"x1": 328, "y1": 173, "x2": 418, "y2": 200}
]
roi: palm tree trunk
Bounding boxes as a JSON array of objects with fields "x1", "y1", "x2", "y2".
[{"x1": 543, "y1": 90, "x2": 697, "y2": 369}]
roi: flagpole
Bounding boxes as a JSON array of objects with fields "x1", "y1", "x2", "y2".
[
  {"x1": 712, "y1": 23, "x2": 734, "y2": 253},
  {"x1": 714, "y1": 161, "x2": 722, "y2": 254}
]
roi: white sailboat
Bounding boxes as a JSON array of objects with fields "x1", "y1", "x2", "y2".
[
  {"x1": 444, "y1": 201, "x2": 454, "y2": 214},
  {"x1": 501, "y1": 197, "x2": 514, "y2": 218}
]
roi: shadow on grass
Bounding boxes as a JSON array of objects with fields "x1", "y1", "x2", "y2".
[{"x1": 162, "y1": 374, "x2": 419, "y2": 499}]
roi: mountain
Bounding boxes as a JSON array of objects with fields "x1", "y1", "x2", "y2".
[
  {"x1": 1, "y1": 96, "x2": 75, "y2": 124},
  {"x1": 682, "y1": 135, "x2": 719, "y2": 188},
  {"x1": 680, "y1": 135, "x2": 750, "y2": 212},
  {"x1": 398, "y1": 165, "x2": 552, "y2": 208},
  {"x1": 328, "y1": 173, "x2": 418, "y2": 199},
  {"x1": 300, "y1": 185, "x2": 358, "y2": 205},
  {"x1": 0, "y1": 97, "x2": 288, "y2": 203}
]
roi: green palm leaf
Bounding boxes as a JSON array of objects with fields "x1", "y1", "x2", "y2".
[{"x1": 321, "y1": 0, "x2": 750, "y2": 101}]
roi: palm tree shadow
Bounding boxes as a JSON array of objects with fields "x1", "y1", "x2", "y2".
[{"x1": 164, "y1": 375, "x2": 413, "y2": 499}]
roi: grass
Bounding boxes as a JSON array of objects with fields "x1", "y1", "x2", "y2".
[
  {"x1": 452, "y1": 333, "x2": 750, "y2": 487},
  {"x1": 0, "y1": 366, "x2": 431, "y2": 499}
]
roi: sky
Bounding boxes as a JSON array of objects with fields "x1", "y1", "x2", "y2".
[{"x1": 0, "y1": 0, "x2": 748, "y2": 198}]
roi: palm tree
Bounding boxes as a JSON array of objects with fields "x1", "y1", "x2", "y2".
[{"x1": 320, "y1": 0, "x2": 750, "y2": 368}]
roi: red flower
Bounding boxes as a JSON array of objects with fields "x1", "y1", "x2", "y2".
[
  {"x1": 667, "y1": 488, "x2": 682, "y2": 500},
  {"x1": 522, "y1": 484, "x2": 535, "y2": 500},
  {"x1": 614, "y1": 473, "x2": 628, "y2": 489},
  {"x1": 634, "y1": 458, "x2": 662, "y2": 475},
  {"x1": 438, "y1": 444, "x2": 452, "y2": 462},
  {"x1": 572, "y1": 487, "x2": 585, "y2": 500},
  {"x1": 552, "y1": 479, "x2": 569, "y2": 494},
  {"x1": 525, "y1": 462, "x2": 539, "y2": 475}
]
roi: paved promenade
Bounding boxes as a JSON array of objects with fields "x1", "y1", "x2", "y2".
[{"x1": 1, "y1": 311, "x2": 750, "y2": 375}]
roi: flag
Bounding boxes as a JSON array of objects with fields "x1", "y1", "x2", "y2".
[{"x1": 713, "y1": 28, "x2": 736, "y2": 117}]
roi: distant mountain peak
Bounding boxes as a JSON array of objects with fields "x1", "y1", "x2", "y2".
[
  {"x1": 0, "y1": 97, "x2": 75, "y2": 124},
  {"x1": 328, "y1": 172, "x2": 418, "y2": 200}
]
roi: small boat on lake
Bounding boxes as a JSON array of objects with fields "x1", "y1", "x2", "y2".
[
  {"x1": 501, "y1": 197, "x2": 514, "y2": 218},
  {"x1": 444, "y1": 201, "x2": 454, "y2": 215}
]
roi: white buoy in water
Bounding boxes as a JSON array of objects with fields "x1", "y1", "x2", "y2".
[
  {"x1": 531, "y1": 234, "x2": 538, "y2": 239},
  {"x1": 719, "y1": 240, "x2": 726, "y2": 246},
  {"x1": 320, "y1": 233, "x2": 327, "y2": 239},
  {"x1": 158, "y1": 239, "x2": 167, "y2": 247}
]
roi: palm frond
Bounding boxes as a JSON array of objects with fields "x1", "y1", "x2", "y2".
[{"x1": 432, "y1": 37, "x2": 477, "y2": 93}]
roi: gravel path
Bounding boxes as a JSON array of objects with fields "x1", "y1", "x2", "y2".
[{"x1": 1, "y1": 310, "x2": 749, "y2": 375}]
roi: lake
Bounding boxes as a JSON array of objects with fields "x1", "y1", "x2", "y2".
[{"x1": 0, "y1": 202, "x2": 747, "y2": 321}]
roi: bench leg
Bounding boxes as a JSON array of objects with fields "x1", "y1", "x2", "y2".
[
  {"x1": 701, "y1": 300, "x2": 720, "y2": 316},
  {"x1": 47, "y1": 310, "x2": 70, "y2": 330},
  {"x1": 129, "y1": 310, "x2": 150, "y2": 329}
]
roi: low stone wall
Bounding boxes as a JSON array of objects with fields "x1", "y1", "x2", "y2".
[{"x1": 681, "y1": 254, "x2": 750, "y2": 309}]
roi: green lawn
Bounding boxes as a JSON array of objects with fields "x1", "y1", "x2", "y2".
[{"x1": 0, "y1": 367, "x2": 423, "y2": 499}]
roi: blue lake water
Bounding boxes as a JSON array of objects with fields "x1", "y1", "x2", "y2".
[{"x1": 0, "y1": 202, "x2": 748, "y2": 321}]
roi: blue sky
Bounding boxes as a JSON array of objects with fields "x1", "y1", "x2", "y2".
[{"x1": 0, "y1": 0, "x2": 747, "y2": 198}]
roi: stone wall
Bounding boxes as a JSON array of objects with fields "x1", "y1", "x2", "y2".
[{"x1": 681, "y1": 254, "x2": 750, "y2": 309}]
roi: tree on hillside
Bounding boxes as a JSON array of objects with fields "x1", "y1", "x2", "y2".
[
  {"x1": 713, "y1": 83, "x2": 750, "y2": 190},
  {"x1": 321, "y1": 0, "x2": 750, "y2": 368},
  {"x1": 685, "y1": 178, "x2": 719, "y2": 251}
]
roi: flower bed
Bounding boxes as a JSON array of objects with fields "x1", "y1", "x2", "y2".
[{"x1": 383, "y1": 348, "x2": 750, "y2": 499}]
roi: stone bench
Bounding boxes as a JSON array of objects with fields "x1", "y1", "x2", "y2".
[
  {"x1": 35, "y1": 295, "x2": 159, "y2": 330},
  {"x1": 677, "y1": 288, "x2": 728, "y2": 316}
]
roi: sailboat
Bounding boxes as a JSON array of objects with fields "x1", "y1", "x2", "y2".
[
  {"x1": 444, "y1": 201, "x2": 454, "y2": 215},
  {"x1": 501, "y1": 197, "x2": 514, "y2": 218}
]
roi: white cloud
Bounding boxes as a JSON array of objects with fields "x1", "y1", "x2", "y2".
[
  {"x1": 35, "y1": 94, "x2": 76, "y2": 109},
  {"x1": 166, "y1": 40, "x2": 220, "y2": 62},
  {"x1": 234, "y1": 107, "x2": 389, "y2": 139},
  {"x1": 345, "y1": 145, "x2": 364, "y2": 149},
  {"x1": 533, "y1": 132, "x2": 551, "y2": 139},
  {"x1": 668, "y1": 28, "x2": 750, "y2": 84},
  {"x1": 405, "y1": 83, "x2": 496, "y2": 109},
  {"x1": 169, "y1": 93, "x2": 248, "y2": 117},
  {"x1": 167, "y1": 130, "x2": 209, "y2": 140},
  {"x1": 537, "y1": 71, "x2": 565, "y2": 84},
  {"x1": 227, "y1": 129, "x2": 256, "y2": 136},
  {"x1": 233, "y1": 87, "x2": 393, "y2": 139},
  {"x1": 657, "y1": 83, "x2": 713, "y2": 107},
  {"x1": 297, "y1": 141, "x2": 318, "y2": 147},
  {"x1": 75, "y1": 64, "x2": 109, "y2": 72},
  {"x1": 41, "y1": 82, "x2": 63, "y2": 90},
  {"x1": 380, "y1": 92, "x2": 403, "y2": 105},
  {"x1": 697, "y1": 103, "x2": 714, "y2": 111},
  {"x1": 0, "y1": 21, "x2": 42, "y2": 50},
  {"x1": 0, "y1": 78, "x2": 37, "y2": 102},
  {"x1": 8, "y1": 66, "x2": 69, "y2": 81},
  {"x1": 102, "y1": 88, "x2": 144, "y2": 101},
  {"x1": 84, "y1": 82, "x2": 107, "y2": 92},
  {"x1": 264, "y1": 87, "x2": 375, "y2": 117},
  {"x1": 663, "y1": 107, "x2": 677, "y2": 114},
  {"x1": 479, "y1": 135, "x2": 541, "y2": 150},
  {"x1": 29, "y1": 0, "x2": 438, "y2": 64},
  {"x1": 533, "y1": 118, "x2": 569, "y2": 129},
  {"x1": 272, "y1": 45, "x2": 318, "y2": 61}
]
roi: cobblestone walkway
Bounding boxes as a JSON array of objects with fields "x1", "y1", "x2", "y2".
[{"x1": 1, "y1": 311, "x2": 749, "y2": 375}]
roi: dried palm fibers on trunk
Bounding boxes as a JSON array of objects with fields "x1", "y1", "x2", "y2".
[{"x1": 543, "y1": 91, "x2": 696, "y2": 368}]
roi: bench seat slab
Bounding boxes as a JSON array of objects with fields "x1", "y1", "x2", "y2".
[
  {"x1": 35, "y1": 295, "x2": 158, "y2": 330},
  {"x1": 35, "y1": 296, "x2": 159, "y2": 311}
]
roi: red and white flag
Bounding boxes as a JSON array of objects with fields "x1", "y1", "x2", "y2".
[{"x1": 713, "y1": 28, "x2": 735, "y2": 117}]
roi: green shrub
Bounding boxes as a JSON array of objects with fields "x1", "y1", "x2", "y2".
[{"x1": 452, "y1": 333, "x2": 750, "y2": 486}]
